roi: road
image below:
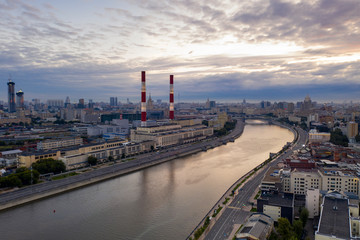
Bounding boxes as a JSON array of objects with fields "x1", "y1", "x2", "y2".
[
  {"x1": 203, "y1": 126, "x2": 308, "y2": 240},
  {"x1": 0, "y1": 120, "x2": 245, "y2": 209}
]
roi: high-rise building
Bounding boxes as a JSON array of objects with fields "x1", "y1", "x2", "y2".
[
  {"x1": 65, "y1": 96, "x2": 71, "y2": 108},
  {"x1": 302, "y1": 95, "x2": 312, "y2": 111},
  {"x1": 347, "y1": 121, "x2": 358, "y2": 139},
  {"x1": 16, "y1": 90, "x2": 24, "y2": 109},
  {"x1": 7, "y1": 78, "x2": 16, "y2": 113},
  {"x1": 110, "y1": 97, "x2": 118, "y2": 107},
  {"x1": 47, "y1": 99, "x2": 64, "y2": 108},
  {"x1": 88, "y1": 99, "x2": 94, "y2": 109},
  {"x1": 78, "y1": 99, "x2": 85, "y2": 108}
]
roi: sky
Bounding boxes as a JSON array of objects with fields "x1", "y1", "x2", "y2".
[{"x1": 0, "y1": 0, "x2": 360, "y2": 103}]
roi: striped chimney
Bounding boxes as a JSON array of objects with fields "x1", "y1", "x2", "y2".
[
  {"x1": 169, "y1": 75, "x2": 174, "y2": 120},
  {"x1": 141, "y1": 71, "x2": 146, "y2": 125}
]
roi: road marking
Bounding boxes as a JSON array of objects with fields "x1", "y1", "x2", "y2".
[{"x1": 226, "y1": 206, "x2": 243, "y2": 210}]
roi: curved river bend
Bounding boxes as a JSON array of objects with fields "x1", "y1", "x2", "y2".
[{"x1": 0, "y1": 123, "x2": 293, "y2": 240}]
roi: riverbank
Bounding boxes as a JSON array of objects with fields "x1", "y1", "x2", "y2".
[
  {"x1": 187, "y1": 121, "x2": 301, "y2": 240},
  {"x1": 0, "y1": 120, "x2": 245, "y2": 211}
]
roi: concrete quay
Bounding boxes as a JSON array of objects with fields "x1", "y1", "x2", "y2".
[{"x1": 0, "y1": 120, "x2": 245, "y2": 211}]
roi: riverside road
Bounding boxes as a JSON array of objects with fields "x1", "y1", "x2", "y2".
[
  {"x1": 0, "y1": 120, "x2": 245, "y2": 209},
  {"x1": 203, "y1": 126, "x2": 308, "y2": 240}
]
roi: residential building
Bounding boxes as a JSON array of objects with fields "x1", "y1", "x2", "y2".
[
  {"x1": 309, "y1": 129, "x2": 331, "y2": 144},
  {"x1": 37, "y1": 137, "x2": 83, "y2": 151}
]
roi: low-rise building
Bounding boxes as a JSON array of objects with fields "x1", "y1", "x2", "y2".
[
  {"x1": 257, "y1": 192, "x2": 294, "y2": 223},
  {"x1": 19, "y1": 139, "x2": 155, "y2": 169},
  {"x1": 37, "y1": 137, "x2": 83, "y2": 151},
  {"x1": 315, "y1": 192, "x2": 360, "y2": 239},
  {"x1": 309, "y1": 129, "x2": 331, "y2": 144},
  {"x1": 235, "y1": 213, "x2": 274, "y2": 240},
  {"x1": 131, "y1": 124, "x2": 213, "y2": 148}
]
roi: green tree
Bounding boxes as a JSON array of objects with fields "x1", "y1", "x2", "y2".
[
  {"x1": 8, "y1": 175, "x2": 23, "y2": 187},
  {"x1": 355, "y1": 134, "x2": 360, "y2": 142},
  {"x1": 87, "y1": 156, "x2": 98, "y2": 165},
  {"x1": 330, "y1": 128, "x2": 349, "y2": 147},
  {"x1": 32, "y1": 158, "x2": 66, "y2": 174},
  {"x1": 300, "y1": 208, "x2": 309, "y2": 227},
  {"x1": 293, "y1": 220, "x2": 303, "y2": 239},
  {"x1": 268, "y1": 231, "x2": 279, "y2": 240},
  {"x1": 17, "y1": 169, "x2": 40, "y2": 185},
  {"x1": 277, "y1": 218, "x2": 293, "y2": 240}
]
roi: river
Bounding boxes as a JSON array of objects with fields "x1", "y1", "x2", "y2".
[{"x1": 0, "y1": 122, "x2": 293, "y2": 240}]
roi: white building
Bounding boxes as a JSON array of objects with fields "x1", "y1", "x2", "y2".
[{"x1": 306, "y1": 189, "x2": 320, "y2": 218}]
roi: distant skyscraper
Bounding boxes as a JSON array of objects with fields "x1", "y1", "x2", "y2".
[
  {"x1": 302, "y1": 95, "x2": 312, "y2": 111},
  {"x1": 110, "y1": 97, "x2": 118, "y2": 106},
  {"x1": 7, "y1": 78, "x2": 16, "y2": 113},
  {"x1": 147, "y1": 94, "x2": 154, "y2": 110},
  {"x1": 88, "y1": 99, "x2": 94, "y2": 109},
  {"x1": 16, "y1": 90, "x2": 24, "y2": 109},
  {"x1": 78, "y1": 99, "x2": 85, "y2": 108},
  {"x1": 47, "y1": 99, "x2": 64, "y2": 108},
  {"x1": 65, "y1": 96, "x2": 71, "y2": 108}
]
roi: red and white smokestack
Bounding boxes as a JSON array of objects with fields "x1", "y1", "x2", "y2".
[
  {"x1": 169, "y1": 75, "x2": 174, "y2": 120},
  {"x1": 141, "y1": 71, "x2": 146, "y2": 126}
]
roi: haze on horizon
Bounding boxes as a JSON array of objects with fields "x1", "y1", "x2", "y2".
[{"x1": 0, "y1": 0, "x2": 360, "y2": 103}]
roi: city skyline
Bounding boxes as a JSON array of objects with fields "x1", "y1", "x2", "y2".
[{"x1": 1, "y1": 0, "x2": 360, "y2": 102}]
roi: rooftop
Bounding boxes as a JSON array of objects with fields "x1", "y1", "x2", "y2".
[
  {"x1": 317, "y1": 196, "x2": 350, "y2": 239},
  {"x1": 260, "y1": 192, "x2": 294, "y2": 208}
]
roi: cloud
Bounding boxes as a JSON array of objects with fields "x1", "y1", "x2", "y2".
[{"x1": 0, "y1": 0, "x2": 359, "y2": 102}]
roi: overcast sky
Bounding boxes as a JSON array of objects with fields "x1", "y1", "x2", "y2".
[{"x1": 1, "y1": 0, "x2": 360, "y2": 103}]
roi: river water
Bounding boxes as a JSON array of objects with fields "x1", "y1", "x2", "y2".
[{"x1": 0, "y1": 122, "x2": 293, "y2": 240}]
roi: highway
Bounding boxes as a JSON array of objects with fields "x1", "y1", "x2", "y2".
[
  {"x1": 0, "y1": 120, "x2": 245, "y2": 210},
  {"x1": 203, "y1": 126, "x2": 308, "y2": 240}
]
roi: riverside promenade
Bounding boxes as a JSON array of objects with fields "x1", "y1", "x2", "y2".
[
  {"x1": 187, "y1": 124, "x2": 308, "y2": 240},
  {"x1": 0, "y1": 120, "x2": 245, "y2": 211}
]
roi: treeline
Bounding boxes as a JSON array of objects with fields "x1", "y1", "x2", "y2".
[
  {"x1": 214, "y1": 120, "x2": 237, "y2": 137},
  {"x1": 330, "y1": 128, "x2": 349, "y2": 147},
  {"x1": 0, "y1": 168, "x2": 40, "y2": 188},
  {"x1": 32, "y1": 158, "x2": 66, "y2": 174},
  {"x1": 0, "y1": 158, "x2": 66, "y2": 188}
]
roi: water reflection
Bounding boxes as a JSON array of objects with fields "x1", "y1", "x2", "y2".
[{"x1": 0, "y1": 124, "x2": 293, "y2": 240}]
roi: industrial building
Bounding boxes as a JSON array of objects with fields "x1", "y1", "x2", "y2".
[
  {"x1": 19, "y1": 139, "x2": 155, "y2": 169},
  {"x1": 130, "y1": 124, "x2": 213, "y2": 148}
]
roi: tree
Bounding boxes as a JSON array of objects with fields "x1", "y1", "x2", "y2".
[
  {"x1": 356, "y1": 134, "x2": 360, "y2": 143},
  {"x1": 7, "y1": 175, "x2": 23, "y2": 187},
  {"x1": 277, "y1": 218, "x2": 293, "y2": 240},
  {"x1": 108, "y1": 156, "x2": 114, "y2": 162},
  {"x1": 330, "y1": 128, "x2": 349, "y2": 147},
  {"x1": 87, "y1": 156, "x2": 98, "y2": 165},
  {"x1": 17, "y1": 169, "x2": 40, "y2": 185},
  {"x1": 32, "y1": 158, "x2": 66, "y2": 174},
  {"x1": 300, "y1": 208, "x2": 309, "y2": 227},
  {"x1": 293, "y1": 220, "x2": 303, "y2": 239}
]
